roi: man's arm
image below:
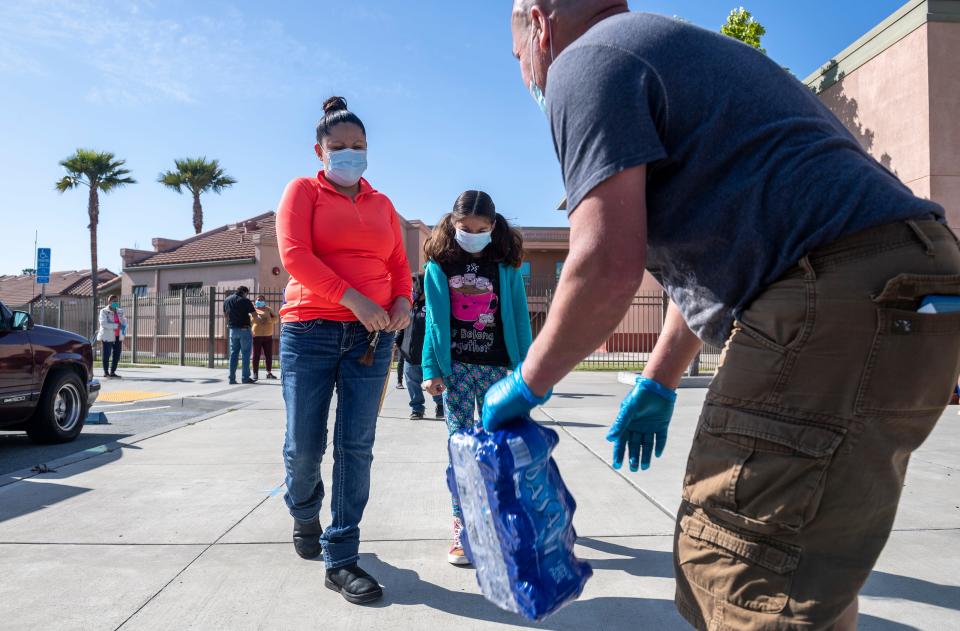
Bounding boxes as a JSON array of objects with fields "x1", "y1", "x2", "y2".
[
  {"x1": 643, "y1": 301, "x2": 702, "y2": 389},
  {"x1": 522, "y1": 165, "x2": 649, "y2": 396}
]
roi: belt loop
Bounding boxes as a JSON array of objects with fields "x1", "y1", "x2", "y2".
[
  {"x1": 905, "y1": 220, "x2": 935, "y2": 256},
  {"x1": 799, "y1": 255, "x2": 816, "y2": 281}
]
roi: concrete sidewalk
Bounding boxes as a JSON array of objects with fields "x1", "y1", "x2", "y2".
[{"x1": 0, "y1": 367, "x2": 957, "y2": 630}]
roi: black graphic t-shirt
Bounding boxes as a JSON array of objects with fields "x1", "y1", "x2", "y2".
[{"x1": 441, "y1": 259, "x2": 511, "y2": 367}]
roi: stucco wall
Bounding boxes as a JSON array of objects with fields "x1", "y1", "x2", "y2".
[
  {"x1": 817, "y1": 24, "x2": 931, "y2": 190},
  {"x1": 123, "y1": 263, "x2": 258, "y2": 294},
  {"x1": 928, "y1": 21, "x2": 960, "y2": 226},
  {"x1": 256, "y1": 242, "x2": 289, "y2": 291}
]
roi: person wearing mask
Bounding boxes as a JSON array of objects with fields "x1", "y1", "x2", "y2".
[
  {"x1": 96, "y1": 294, "x2": 127, "y2": 378},
  {"x1": 277, "y1": 96, "x2": 412, "y2": 605},
  {"x1": 223, "y1": 286, "x2": 256, "y2": 385},
  {"x1": 396, "y1": 275, "x2": 444, "y2": 420},
  {"x1": 422, "y1": 190, "x2": 532, "y2": 565},
  {"x1": 251, "y1": 294, "x2": 279, "y2": 380},
  {"x1": 481, "y1": 3, "x2": 960, "y2": 629}
]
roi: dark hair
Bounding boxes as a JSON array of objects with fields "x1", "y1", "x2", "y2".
[
  {"x1": 108, "y1": 294, "x2": 119, "y2": 302},
  {"x1": 316, "y1": 96, "x2": 366, "y2": 144},
  {"x1": 237, "y1": 286, "x2": 250, "y2": 296},
  {"x1": 423, "y1": 190, "x2": 524, "y2": 268},
  {"x1": 256, "y1": 295, "x2": 265, "y2": 301}
]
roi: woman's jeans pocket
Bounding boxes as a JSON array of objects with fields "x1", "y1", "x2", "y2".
[
  {"x1": 676, "y1": 509, "x2": 800, "y2": 614},
  {"x1": 282, "y1": 319, "x2": 321, "y2": 335},
  {"x1": 683, "y1": 405, "x2": 844, "y2": 534},
  {"x1": 856, "y1": 273, "x2": 960, "y2": 417}
]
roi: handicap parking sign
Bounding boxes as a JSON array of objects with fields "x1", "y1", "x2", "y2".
[{"x1": 36, "y1": 248, "x2": 51, "y2": 284}]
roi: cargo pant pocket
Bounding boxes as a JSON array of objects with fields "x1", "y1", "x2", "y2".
[
  {"x1": 683, "y1": 405, "x2": 845, "y2": 533},
  {"x1": 677, "y1": 511, "x2": 800, "y2": 614},
  {"x1": 856, "y1": 273, "x2": 960, "y2": 417}
]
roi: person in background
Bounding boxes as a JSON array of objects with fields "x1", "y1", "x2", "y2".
[
  {"x1": 96, "y1": 294, "x2": 127, "y2": 379},
  {"x1": 422, "y1": 190, "x2": 532, "y2": 565},
  {"x1": 223, "y1": 286, "x2": 256, "y2": 385},
  {"x1": 277, "y1": 96, "x2": 412, "y2": 605},
  {"x1": 394, "y1": 336, "x2": 406, "y2": 389},
  {"x1": 251, "y1": 294, "x2": 279, "y2": 380},
  {"x1": 397, "y1": 274, "x2": 444, "y2": 420}
]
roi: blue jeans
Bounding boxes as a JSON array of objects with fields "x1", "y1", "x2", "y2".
[
  {"x1": 403, "y1": 363, "x2": 442, "y2": 414},
  {"x1": 228, "y1": 327, "x2": 253, "y2": 382},
  {"x1": 280, "y1": 320, "x2": 395, "y2": 569}
]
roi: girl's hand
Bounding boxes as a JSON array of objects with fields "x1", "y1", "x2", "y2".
[
  {"x1": 387, "y1": 297, "x2": 412, "y2": 332},
  {"x1": 340, "y1": 288, "x2": 390, "y2": 332},
  {"x1": 424, "y1": 378, "x2": 446, "y2": 397}
]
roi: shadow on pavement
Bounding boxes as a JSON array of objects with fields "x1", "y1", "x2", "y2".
[
  {"x1": 553, "y1": 393, "x2": 616, "y2": 399},
  {"x1": 361, "y1": 552, "x2": 686, "y2": 629},
  {"x1": 576, "y1": 537, "x2": 674, "y2": 578},
  {"x1": 858, "y1": 615, "x2": 921, "y2": 630},
  {"x1": 862, "y1": 570, "x2": 960, "y2": 613}
]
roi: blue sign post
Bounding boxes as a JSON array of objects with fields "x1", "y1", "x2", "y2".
[{"x1": 36, "y1": 248, "x2": 51, "y2": 284}]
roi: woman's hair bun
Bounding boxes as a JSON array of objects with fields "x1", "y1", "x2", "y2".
[{"x1": 322, "y1": 96, "x2": 349, "y2": 114}]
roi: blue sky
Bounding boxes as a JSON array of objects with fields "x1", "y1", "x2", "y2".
[{"x1": 0, "y1": 0, "x2": 908, "y2": 276}]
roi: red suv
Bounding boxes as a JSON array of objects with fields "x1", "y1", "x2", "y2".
[{"x1": 0, "y1": 300, "x2": 100, "y2": 443}]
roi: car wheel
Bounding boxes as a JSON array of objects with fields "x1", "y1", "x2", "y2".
[{"x1": 27, "y1": 371, "x2": 87, "y2": 444}]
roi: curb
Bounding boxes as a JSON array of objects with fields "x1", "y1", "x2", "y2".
[
  {"x1": 617, "y1": 371, "x2": 713, "y2": 389},
  {"x1": 0, "y1": 400, "x2": 254, "y2": 489}
]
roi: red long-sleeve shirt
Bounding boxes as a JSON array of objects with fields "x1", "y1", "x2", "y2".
[{"x1": 277, "y1": 172, "x2": 412, "y2": 323}]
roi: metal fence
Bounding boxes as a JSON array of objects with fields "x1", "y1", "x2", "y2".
[{"x1": 13, "y1": 282, "x2": 721, "y2": 374}]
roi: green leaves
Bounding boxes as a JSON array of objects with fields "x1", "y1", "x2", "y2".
[
  {"x1": 56, "y1": 149, "x2": 137, "y2": 193},
  {"x1": 157, "y1": 157, "x2": 236, "y2": 196},
  {"x1": 721, "y1": 7, "x2": 767, "y2": 54}
]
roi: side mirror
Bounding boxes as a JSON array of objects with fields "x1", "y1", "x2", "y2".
[{"x1": 12, "y1": 311, "x2": 33, "y2": 331}]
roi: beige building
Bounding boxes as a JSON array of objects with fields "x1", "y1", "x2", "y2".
[{"x1": 805, "y1": 0, "x2": 960, "y2": 226}]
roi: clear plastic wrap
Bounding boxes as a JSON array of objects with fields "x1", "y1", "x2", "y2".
[{"x1": 447, "y1": 417, "x2": 593, "y2": 621}]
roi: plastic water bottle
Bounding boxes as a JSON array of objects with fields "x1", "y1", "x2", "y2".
[{"x1": 447, "y1": 416, "x2": 592, "y2": 621}]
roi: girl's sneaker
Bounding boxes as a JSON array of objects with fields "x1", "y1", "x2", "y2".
[{"x1": 448, "y1": 517, "x2": 470, "y2": 566}]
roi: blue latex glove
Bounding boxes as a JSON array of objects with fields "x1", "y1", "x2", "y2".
[
  {"x1": 482, "y1": 363, "x2": 552, "y2": 431},
  {"x1": 607, "y1": 377, "x2": 677, "y2": 472}
]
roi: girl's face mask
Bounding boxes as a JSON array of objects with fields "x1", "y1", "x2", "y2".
[
  {"x1": 455, "y1": 229, "x2": 493, "y2": 254},
  {"x1": 255, "y1": 301, "x2": 266, "y2": 308}
]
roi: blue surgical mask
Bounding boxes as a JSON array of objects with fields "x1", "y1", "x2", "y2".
[
  {"x1": 455, "y1": 229, "x2": 493, "y2": 254},
  {"x1": 324, "y1": 148, "x2": 368, "y2": 187},
  {"x1": 110, "y1": 302, "x2": 119, "y2": 310},
  {"x1": 528, "y1": 20, "x2": 555, "y2": 115},
  {"x1": 255, "y1": 300, "x2": 266, "y2": 308}
]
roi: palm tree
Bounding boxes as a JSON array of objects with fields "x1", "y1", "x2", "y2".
[
  {"x1": 158, "y1": 157, "x2": 237, "y2": 234},
  {"x1": 56, "y1": 149, "x2": 136, "y2": 340}
]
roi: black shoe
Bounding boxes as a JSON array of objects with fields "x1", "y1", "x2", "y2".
[
  {"x1": 410, "y1": 411, "x2": 424, "y2": 420},
  {"x1": 396, "y1": 382, "x2": 405, "y2": 389},
  {"x1": 242, "y1": 378, "x2": 256, "y2": 384},
  {"x1": 110, "y1": 372, "x2": 122, "y2": 379},
  {"x1": 266, "y1": 373, "x2": 278, "y2": 380},
  {"x1": 292, "y1": 517, "x2": 323, "y2": 560},
  {"x1": 435, "y1": 404, "x2": 445, "y2": 418},
  {"x1": 229, "y1": 379, "x2": 238, "y2": 385},
  {"x1": 325, "y1": 564, "x2": 383, "y2": 604}
]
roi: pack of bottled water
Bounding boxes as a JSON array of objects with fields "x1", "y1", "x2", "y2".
[{"x1": 447, "y1": 417, "x2": 593, "y2": 621}]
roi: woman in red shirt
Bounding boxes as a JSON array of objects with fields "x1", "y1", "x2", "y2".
[{"x1": 276, "y1": 96, "x2": 412, "y2": 605}]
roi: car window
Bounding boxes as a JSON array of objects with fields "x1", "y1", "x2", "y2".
[{"x1": 0, "y1": 302, "x2": 12, "y2": 329}]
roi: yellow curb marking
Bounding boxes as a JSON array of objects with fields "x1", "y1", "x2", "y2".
[{"x1": 96, "y1": 391, "x2": 169, "y2": 403}]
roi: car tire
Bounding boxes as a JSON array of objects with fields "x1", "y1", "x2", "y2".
[{"x1": 27, "y1": 370, "x2": 87, "y2": 444}]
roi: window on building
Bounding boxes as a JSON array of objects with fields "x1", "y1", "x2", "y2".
[
  {"x1": 132, "y1": 285, "x2": 149, "y2": 297},
  {"x1": 168, "y1": 282, "x2": 203, "y2": 295},
  {"x1": 555, "y1": 260, "x2": 565, "y2": 280},
  {"x1": 520, "y1": 262, "x2": 532, "y2": 288}
]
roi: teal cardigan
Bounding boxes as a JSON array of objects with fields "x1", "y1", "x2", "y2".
[{"x1": 422, "y1": 260, "x2": 533, "y2": 381}]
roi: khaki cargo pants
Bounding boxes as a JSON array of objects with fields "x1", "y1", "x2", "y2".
[{"x1": 675, "y1": 220, "x2": 960, "y2": 630}]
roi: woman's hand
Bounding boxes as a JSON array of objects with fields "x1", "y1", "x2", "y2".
[
  {"x1": 340, "y1": 288, "x2": 390, "y2": 332},
  {"x1": 387, "y1": 297, "x2": 412, "y2": 332},
  {"x1": 424, "y1": 377, "x2": 446, "y2": 397}
]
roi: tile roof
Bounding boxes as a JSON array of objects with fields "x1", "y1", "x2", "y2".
[
  {"x1": 126, "y1": 212, "x2": 275, "y2": 268},
  {"x1": 0, "y1": 269, "x2": 117, "y2": 306}
]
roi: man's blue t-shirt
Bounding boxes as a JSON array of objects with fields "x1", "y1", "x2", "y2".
[{"x1": 547, "y1": 13, "x2": 943, "y2": 346}]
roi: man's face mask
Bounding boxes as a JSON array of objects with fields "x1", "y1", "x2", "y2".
[{"x1": 527, "y1": 17, "x2": 555, "y2": 115}]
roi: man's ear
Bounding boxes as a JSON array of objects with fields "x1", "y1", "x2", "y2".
[{"x1": 314, "y1": 143, "x2": 324, "y2": 159}]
